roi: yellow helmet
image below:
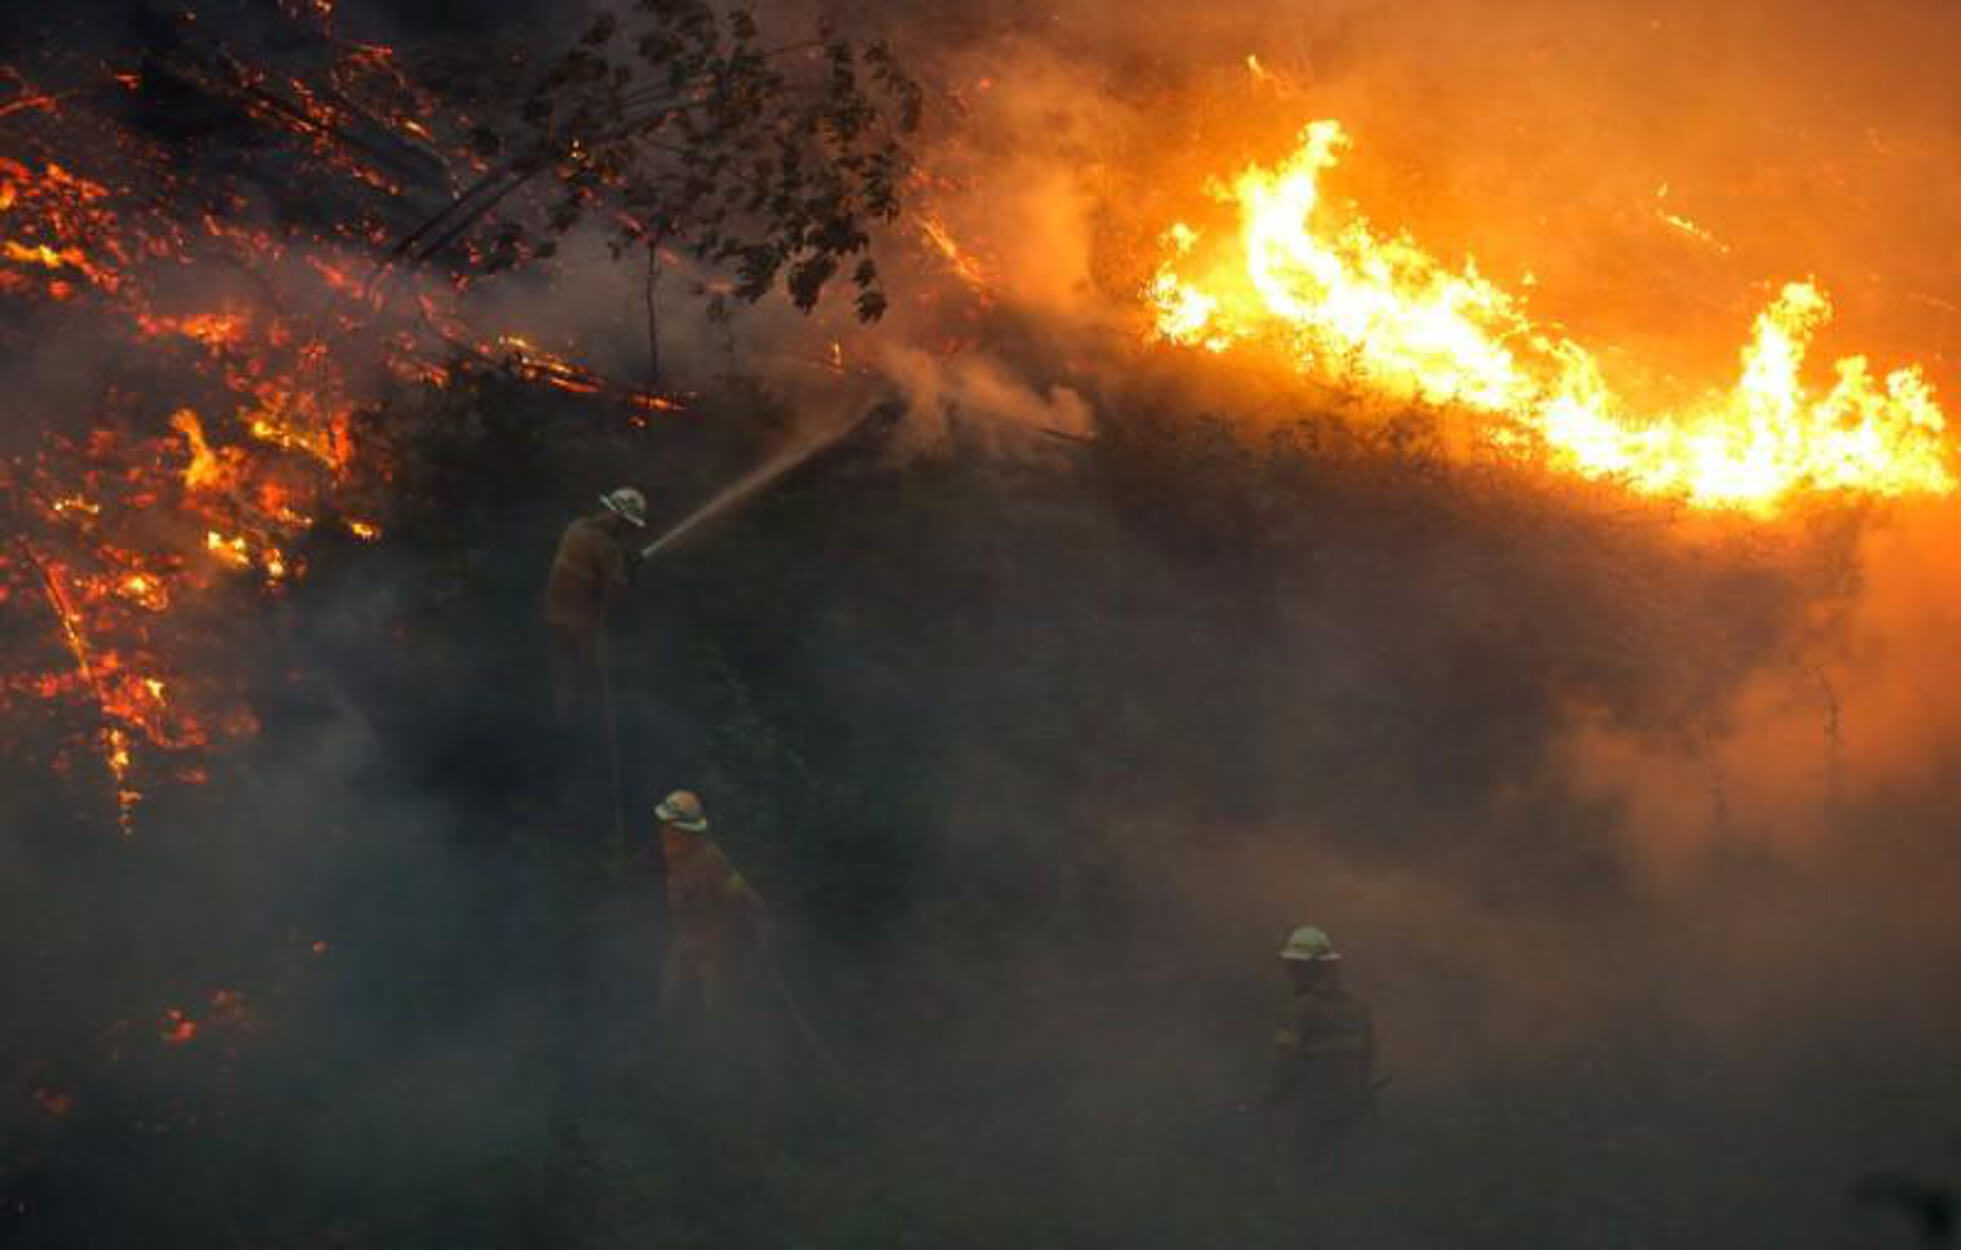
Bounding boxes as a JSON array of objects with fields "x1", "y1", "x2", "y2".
[
  {"x1": 655, "y1": 789, "x2": 708, "y2": 833},
  {"x1": 1279, "y1": 925, "x2": 1340, "y2": 962}
]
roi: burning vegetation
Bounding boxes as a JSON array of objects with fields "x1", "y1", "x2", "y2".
[
  {"x1": 0, "y1": 0, "x2": 919, "y2": 831},
  {"x1": 1148, "y1": 118, "x2": 1953, "y2": 512}
]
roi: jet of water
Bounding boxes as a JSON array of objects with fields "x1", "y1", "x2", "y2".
[{"x1": 638, "y1": 401, "x2": 900, "y2": 563}]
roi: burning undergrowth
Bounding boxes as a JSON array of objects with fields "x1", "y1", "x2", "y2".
[
  {"x1": 0, "y1": 14, "x2": 510, "y2": 830},
  {"x1": 0, "y1": 6, "x2": 923, "y2": 1231},
  {"x1": 0, "y1": 0, "x2": 918, "y2": 833},
  {"x1": 1143, "y1": 116, "x2": 1951, "y2": 510}
]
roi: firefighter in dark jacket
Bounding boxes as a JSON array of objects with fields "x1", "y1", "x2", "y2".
[{"x1": 1264, "y1": 925, "x2": 1375, "y2": 1160}]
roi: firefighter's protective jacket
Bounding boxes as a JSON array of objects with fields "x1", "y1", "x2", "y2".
[
  {"x1": 544, "y1": 515, "x2": 630, "y2": 634},
  {"x1": 1265, "y1": 985, "x2": 1375, "y2": 1129},
  {"x1": 662, "y1": 825, "x2": 763, "y2": 952}
]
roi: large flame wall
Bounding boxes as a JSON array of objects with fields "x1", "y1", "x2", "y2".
[{"x1": 1148, "y1": 119, "x2": 1952, "y2": 512}]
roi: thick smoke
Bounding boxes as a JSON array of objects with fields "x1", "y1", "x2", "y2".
[{"x1": 806, "y1": 0, "x2": 1961, "y2": 1242}]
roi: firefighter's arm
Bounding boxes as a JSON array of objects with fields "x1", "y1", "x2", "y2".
[{"x1": 716, "y1": 856, "x2": 772, "y2": 939}]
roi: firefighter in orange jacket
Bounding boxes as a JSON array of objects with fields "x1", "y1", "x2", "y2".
[
  {"x1": 655, "y1": 790, "x2": 770, "y2": 1034},
  {"x1": 543, "y1": 487, "x2": 646, "y2": 727}
]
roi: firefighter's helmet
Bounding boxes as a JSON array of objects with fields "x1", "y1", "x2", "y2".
[
  {"x1": 599, "y1": 487, "x2": 648, "y2": 528},
  {"x1": 656, "y1": 789, "x2": 709, "y2": 833},
  {"x1": 1279, "y1": 925, "x2": 1340, "y2": 962}
]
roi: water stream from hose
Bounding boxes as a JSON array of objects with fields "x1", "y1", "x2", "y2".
[{"x1": 638, "y1": 411, "x2": 871, "y2": 562}]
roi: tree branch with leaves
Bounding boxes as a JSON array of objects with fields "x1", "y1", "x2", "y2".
[{"x1": 386, "y1": 0, "x2": 922, "y2": 327}]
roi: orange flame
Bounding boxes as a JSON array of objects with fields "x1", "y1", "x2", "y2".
[
  {"x1": 919, "y1": 213, "x2": 994, "y2": 294},
  {"x1": 173, "y1": 409, "x2": 236, "y2": 494},
  {"x1": 1149, "y1": 121, "x2": 1954, "y2": 512}
]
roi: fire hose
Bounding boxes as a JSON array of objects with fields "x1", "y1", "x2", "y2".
[{"x1": 594, "y1": 626, "x2": 627, "y2": 852}]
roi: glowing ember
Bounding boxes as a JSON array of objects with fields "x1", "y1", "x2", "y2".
[
  {"x1": 920, "y1": 213, "x2": 994, "y2": 294},
  {"x1": 159, "y1": 1008, "x2": 198, "y2": 1045},
  {"x1": 174, "y1": 410, "x2": 239, "y2": 494},
  {"x1": 1655, "y1": 192, "x2": 1730, "y2": 255},
  {"x1": 490, "y1": 334, "x2": 606, "y2": 394},
  {"x1": 140, "y1": 310, "x2": 251, "y2": 353},
  {"x1": 119, "y1": 574, "x2": 167, "y2": 610},
  {"x1": 205, "y1": 530, "x2": 253, "y2": 569},
  {"x1": 1148, "y1": 120, "x2": 1954, "y2": 512}
]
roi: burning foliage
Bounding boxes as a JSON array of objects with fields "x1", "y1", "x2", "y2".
[
  {"x1": 1149, "y1": 118, "x2": 1953, "y2": 512},
  {"x1": 0, "y1": 0, "x2": 920, "y2": 830}
]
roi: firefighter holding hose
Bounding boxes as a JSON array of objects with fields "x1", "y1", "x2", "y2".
[
  {"x1": 541, "y1": 486, "x2": 648, "y2": 845},
  {"x1": 651, "y1": 788, "x2": 841, "y2": 1081},
  {"x1": 544, "y1": 486, "x2": 646, "y2": 728},
  {"x1": 654, "y1": 791, "x2": 773, "y2": 1055}
]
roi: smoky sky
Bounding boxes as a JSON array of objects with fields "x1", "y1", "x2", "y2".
[{"x1": 849, "y1": 0, "x2": 1961, "y2": 391}]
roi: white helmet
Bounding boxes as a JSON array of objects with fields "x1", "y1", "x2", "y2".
[
  {"x1": 600, "y1": 487, "x2": 647, "y2": 528},
  {"x1": 1279, "y1": 925, "x2": 1340, "y2": 962}
]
